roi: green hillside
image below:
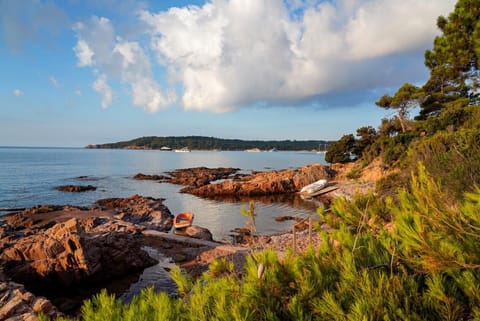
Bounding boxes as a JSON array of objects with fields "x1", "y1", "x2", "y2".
[{"x1": 86, "y1": 136, "x2": 332, "y2": 151}]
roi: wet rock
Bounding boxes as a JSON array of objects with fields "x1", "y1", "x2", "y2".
[
  {"x1": 172, "y1": 253, "x2": 188, "y2": 262},
  {"x1": 54, "y1": 185, "x2": 97, "y2": 192},
  {"x1": 184, "y1": 163, "x2": 333, "y2": 197},
  {"x1": 275, "y1": 215, "x2": 297, "y2": 222},
  {"x1": 96, "y1": 195, "x2": 174, "y2": 231},
  {"x1": 174, "y1": 225, "x2": 213, "y2": 241}
]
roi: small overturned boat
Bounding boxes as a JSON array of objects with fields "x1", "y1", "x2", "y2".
[
  {"x1": 299, "y1": 179, "x2": 328, "y2": 195},
  {"x1": 173, "y1": 212, "x2": 194, "y2": 229}
]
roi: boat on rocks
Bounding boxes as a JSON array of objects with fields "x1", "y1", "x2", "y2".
[
  {"x1": 174, "y1": 212, "x2": 194, "y2": 229},
  {"x1": 299, "y1": 179, "x2": 328, "y2": 195}
]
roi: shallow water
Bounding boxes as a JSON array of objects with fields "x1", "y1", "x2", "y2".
[{"x1": 119, "y1": 246, "x2": 177, "y2": 303}]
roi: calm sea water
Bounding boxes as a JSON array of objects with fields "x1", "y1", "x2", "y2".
[{"x1": 0, "y1": 147, "x2": 326, "y2": 240}]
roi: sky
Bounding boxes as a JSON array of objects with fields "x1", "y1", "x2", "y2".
[{"x1": 0, "y1": 0, "x2": 457, "y2": 147}]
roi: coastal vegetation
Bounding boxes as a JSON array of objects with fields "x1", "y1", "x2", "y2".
[
  {"x1": 40, "y1": 0, "x2": 480, "y2": 319},
  {"x1": 86, "y1": 136, "x2": 331, "y2": 151},
  {"x1": 325, "y1": 0, "x2": 480, "y2": 199}
]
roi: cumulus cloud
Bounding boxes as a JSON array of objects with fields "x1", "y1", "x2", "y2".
[
  {"x1": 139, "y1": 0, "x2": 455, "y2": 112},
  {"x1": 92, "y1": 74, "x2": 113, "y2": 109},
  {"x1": 73, "y1": 16, "x2": 174, "y2": 112},
  {"x1": 73, "y1": 0, "x2": 455, "y2": 112},
  {"x1": 73, "y1": 39, "x2": 94, "y2": 67},
  {"x1": 13, "y1": 89, "x2": 23, "y2": 97}
]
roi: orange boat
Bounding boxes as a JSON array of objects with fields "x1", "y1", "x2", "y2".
[{"x1": 174, "y1": 212, "x2": 194, "y2": 229}]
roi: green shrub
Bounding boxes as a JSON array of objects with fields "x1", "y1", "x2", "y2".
[
  {"x1": 345, "y1": 168, "x2": 362, "y2": 180},
  {"x1": 402, "y1": 128, "x2": 480, "y2": 199}
]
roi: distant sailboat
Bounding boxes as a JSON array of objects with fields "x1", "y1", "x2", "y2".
[{"x1": 174, "y1": 147, "x2": 190, "y2": 152}]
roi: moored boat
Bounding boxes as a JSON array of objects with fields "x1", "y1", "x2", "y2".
[{"x1": 174, "y1": 212, "x2": 194, "y2": 229}]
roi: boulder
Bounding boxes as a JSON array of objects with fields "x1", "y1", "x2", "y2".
[
  {"x1": 174, "y1": 225, "x2": 213, "y2": 241},
  {"x1": 0, "y1": 281, "x2": 61, "y2": 321},
  {"x1": 96, "y1": 195, "x2": 174, "y2": 231}
]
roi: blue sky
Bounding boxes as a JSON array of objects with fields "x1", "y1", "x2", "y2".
[{"x1": 0, "y1": 0, "x2": 456, "y2": 147}]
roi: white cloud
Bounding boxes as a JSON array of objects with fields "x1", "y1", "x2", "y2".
[
  {"x1": 113, "y1": 41, "x2": 176, "y2": 111},
  {"x1": 73, "y1": 39, "x2": 94, "y2": 67},
  {"x1": 343, "y1": 0, "x2": 455, "y2": 60},
  {"x1": 92, "y1": 74, "x2": 113, "y2": 109},
  {"x1": 73, "y1": 16, "x2": 173, "y2": 112},
  {"x1": 73, "y1": 0, "x2": 456, "y2": 113},
  {"x1": 74, "y1": 89, "x2": 82, "y2": 96},
  {"x1": 13, "y1": 89, "x2": 23, "y2": 97},
  {"x1": 139, "y1": 0, "x2": 455, "y2": 112},
  {"x1": 49, "y1": 76, "x2": 60, "y2": 88}
]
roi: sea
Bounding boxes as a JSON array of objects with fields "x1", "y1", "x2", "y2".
[{"x1": 0, "y1": 147, "x2": 326, "y2": 241}]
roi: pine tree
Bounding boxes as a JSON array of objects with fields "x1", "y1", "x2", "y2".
[
  {"x1": 376, "y1": 83, "x2": 420, "y2": 132},
  {"x1": 419, "y1": 0, "x2": 480, "y2": 119}
]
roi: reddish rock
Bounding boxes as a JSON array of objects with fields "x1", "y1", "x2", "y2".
[
  {"x1": 174, "y1": 225, "x2": 213, "y2": 241},
  {"x1": 164, "y1": 167, "x2": 240, "y2": 187},
  {"x1": 0, "y1": 281, "x2": 61, "y2": 320},
  {"x1": 54, "y1": 185, "x2": 97, "y2": 192},
  {"x1": 0, "y1": 218, "x2": 156, "y2": 287},
  {"x1": 184, "y1": 163, "x2": 333, "y2": 197},
  {"x1": 95, "y1": 195, "x2": 174, "y2": 231}
]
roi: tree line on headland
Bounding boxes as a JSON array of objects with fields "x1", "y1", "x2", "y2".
[{"x1": 86, "y1": 136, "x2": 332, "y2": 151}]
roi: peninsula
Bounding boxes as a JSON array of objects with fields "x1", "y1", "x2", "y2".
[{"x1": 85, "y1": 136, "x2": 332, "y2": 151}]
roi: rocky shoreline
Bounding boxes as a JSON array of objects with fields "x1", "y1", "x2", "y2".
[{"x1": 0, "y1": 162, "x2": 379, "y2": 320}]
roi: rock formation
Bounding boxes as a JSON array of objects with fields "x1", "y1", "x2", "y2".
[
  {"x1": 133, "y1": 173, "x2": 169, "y2": 181},
  {"x1": 165, "y1": 167, "x2": 240, "y2": 187},
  {"x1": 182, "y1": 163, "x2": 334, "y2": 197},
  {"x1": 174, "y1": 225, "x2": 213, "y2": 241},
  {"x1": 0, "y1": 217, "x2": 156, "y2": 288},
  {"x1": 54, "y1": 185, "x2": 97, "y2": 192},
  {"x1": 134, "y1": 167, "x2": 241, "y2": 187},
  {"x1": 95, "y1": 194, "x2": 174, "y2": 231},
  {"x1": 0, "y1": 280, "x2": 61, "y2": 321}
]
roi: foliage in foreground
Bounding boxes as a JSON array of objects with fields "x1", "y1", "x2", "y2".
[{"x1": 43, "y1": 165, "x2": 480, "y2": 321}]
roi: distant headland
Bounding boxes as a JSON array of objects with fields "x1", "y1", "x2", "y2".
[{"x1": 85, "y1": 136, "x2": 333, "y2": 151}]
